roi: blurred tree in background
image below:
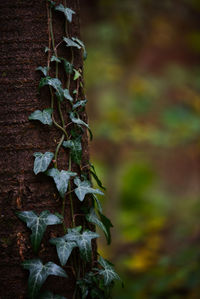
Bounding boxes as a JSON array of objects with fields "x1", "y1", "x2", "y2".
[{"x1": 80, "y1": 0, "x2": 200, "y2": 298}]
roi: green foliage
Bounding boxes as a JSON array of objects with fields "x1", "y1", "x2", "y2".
[
  {"x1": 36, "y1": 66, "x2": 49, "y2": 76},
  {"x1": 47, "y1": 168, "x2": 76, "y2": 198},
  {"x1": 33, "y1": 152, "x2": 54, "y2": 175},
  {"x1": 40, "y1": 291, "x2": 67, "y2": 299},
  {"x1": 73, "y1": 69, "x2": 81, "y2": 80},
  {"x1": 86, "y1": 208, "x2": 109, "y2": 242},
  {"x1": 74, "y1": 177, "x2": 104, "y2": 202},
  {"x1": 63, "y1": 137, "x2": 82, "y2": 165},
  {"x1": 90, "y1": 163, "x2": 106, "y2": 190},
  {"x1": 72, "y1": 99, "x2": 87, "y2": 110},
  {"x1": 97, "y1": 256, "x2": 120, "y2": 286},
  {"x1": 63, "y1": 88, "x2": 73, "y2": 102},
  {"x1": 64, "y1": 226, "x2": 99, "y2": 261},
  {"x1": 39, "y1": 77, "x2": 64, "y2": 100},
  {"x1": 50, "y1": 235, "x2": 77, "y2": 266},
  {"x1": 55, "y1": 4, "x2": 75, "y2": 22},
  {"x1": 51, "y1": 55, "x2": 61, "y2": 63},
  {"x1": 16, "y1": 211, "x2": 63, "y2": 253},
  {"x1": 60, "y1": 58, "x2": 73, "y2": 74},
  {"x1": 63, "y1": 37, "x2": 82, "y2": 49},
  {"x1": 28, "y1": 108, "x2": 53, "y2": 125},
  {"x1": 69, "y1": 111, "x2": 93, "y2": 140},
  {"x1": 22, "y1": 259, "x2": 67, "y2": 299}
]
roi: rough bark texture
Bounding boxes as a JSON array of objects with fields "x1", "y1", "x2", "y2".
[{"x1": 0, "y1": 0, "x2": 91, "y2": 298}]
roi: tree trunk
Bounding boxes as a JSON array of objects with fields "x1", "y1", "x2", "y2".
[{"x1": 0, "y1": 0, "x2": 91, "y2": 298}]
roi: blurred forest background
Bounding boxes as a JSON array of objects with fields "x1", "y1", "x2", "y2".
[{"x1": 80, "y1": 0, "x2": 200, "y2": 298}]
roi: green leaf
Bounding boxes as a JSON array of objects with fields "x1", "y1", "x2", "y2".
[
  {"x1": 98, "y1": 212, "x2": 113, "y2": 245},
  {"x1": 33, "y1": 152, "x2": 54, "y2": 175},
  {"x1": 40, "y1": 291, "x2": 67, "y2": 299},
  {"x1": 73, "y1": 69, "x2": 81, "y2": 81},
  {"x1": 22, "y1": 259, "x2": 67, "y2": 299},
  {"x1": 44, "y1": 47, "x2": 50, "y2": 53},
  {"x1": 48, "y1": 0, "x2": 55, "y2": 8},
  {"x1": 60, "y1": 58, "x2": 73, "y2": 74},
  {"x1": 69, "y1": 112, "x2": 93, "y2": 140},
  {"x1": 51, "y1": 56, "x2": 61, "y2": 63},
  {"x1": 90, "y1": 163, "x2": 106, "y2": 190},
  {"x1": 63, "y1": 37, "x2": 81, "y2": 49},
  {"x1": 86, "y1": 208, "x2": 109, "y2": 243},
  {"x1": 72, "y1": 99, "x2": 87, "y2": 110},
  {"x1": 63, "y1": 137, "x2": 82, "y2": 165},
  {"x1": 29, "y1": 108, "x2": 53, "y2": 126},
  {"x1": 93, "y1": 195, "x2": 103, "y2": 213},
  {"x1": 97, "y1": 256, "x2": 120, "y2": 286},
  {"x1": 16, "y1": 211, "x2": 63, "y2": 253},
  {"x1": 71, "y1": 37, "x2": 87, "y2": 60},
  {"x1": 47, "y1": 168, "x2": 76, "y2": 198},
  {"x1": 39, "y1": 77, "x2": 64, "y2": 101},
  {"x1": 50, "y1": 236, "x2": 77, "y2": 266},
  {"x1": 63, "y1": 89, "x2": 73, "y2": 102},
  {"x1": 64, "y1": 227, "x2": 99, "y2": 262},
  {"x1": 36, "y1": 66, "x2": 49, "y2": 76},
  {"x1": 55, "y1": 4, "x2": 75, "y2": 22},
  {"x1": 74, "y1": 177, "x2": 104, "y2": 202}
]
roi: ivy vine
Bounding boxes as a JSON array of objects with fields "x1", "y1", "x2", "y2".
[{"x1": 17, "y1": 1, "x2": 120, "y2": 298}]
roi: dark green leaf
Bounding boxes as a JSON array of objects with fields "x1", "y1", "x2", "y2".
[
  {"x1": 69, "y1": 112, "x2": 93, "y2": 140},
  {"x1": 97, "y1": 256, "x2": 120, "y2": 286},
  {"x1": 98, "y1": 212, "x2": 113, "y2": 245},
  {"x1": 74, "y1": 177, "x2": 104, "y2": 202},
  {"x1": 51, "y1": 56, "x2": 61, "y2": 63},
  {"x1": 71, "y1": 37, "x2": 87, "y2": 60},
  {"x1": 86, "y1": 208, "x2": 109, "y2": 243},
  {"x1": 39, "y1": 77, "x2": 63, "y2": 101},
  {"x1": 29, "y1": 108, "x2": 53, "y2": 126},
  {"x1": 72, "y1": 99, "x2": 87, "y2": 110},
  {"x1": 22, "y1": 259, "x2": 67, "y2": 299},
  {"x1": 50, "y1": 236, "x2": 77, "y2": 266},
  {"x1": 63, "y1": 37, "x2": 81, "y2": 49},
  {"x1": 47, "y1": 168, "x2": 76, "y2": 198},
  {"x1": 44, "y1": 47, "x2": 50, "y2": 53},
  {"x1": 93, "y1": 195, "x2": 103, "y2": 213},
  {"x1": 55, "y1": 4, "x2": 75, "y2": 22},
  {"x1": 33, "y1": 152, "x2": 54, "y2": 175},
  {"x1": 36, "y1": 66, "x2": 49, "y2": 77},
  {"x1": 64, "y1": 227, "x2": 99, "y2": 262},
  {"x1": 63, "y1": 137, "x2": 82, "y2": 165},
  {"x1": 40, "y1": 291, "x2": 67, "y2": 299},
  {"x1": 48, "y1": 0, "x2": 55, "y2": 8},
  {"x1": 60, "y1": 58, "x2": 73, "y2": 74},
  {"x1": 16, "y1": 211, "x2": 63, "y2": 253},
  {"x1": 63, "y1": 89, "x2": 73, "y2": 102},
  {"x1": 90, "y1": 163, "x2": 106, "y2": 190}
]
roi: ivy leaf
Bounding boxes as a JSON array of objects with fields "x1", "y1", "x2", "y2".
[
  {"x1": 97, "y1": 256, "x2": 120, "y2": 286},
  {"x1": 60, "y1": 58, "x2": 73, "y2": 74},
  {"x1": 22, "y1": 259, "x2": 67, "y2": 299},
  {"x1": 63, "y1": 37, "x2": 81, "y2": 49},
  {"x1": 86, "y1": 208, "x2": 109, "y2": 243},
  {"x1": 51, "y1": 56, "x2": 61, "y2": 63},
  {"x1": 71, "y1": 37, "x2": 87, "y2": 60},
  {"x1": 33, "y1": 152, "x2": 54, "y2": 175},
  {"x1": 16, "y1": 211, "x2": 63, "y2": 253},
  {"x1": 98, "y1": 212, "x2": 113, "y2": 245},
  {"x1": 39, "y1": 77, "x2": 63, "y2": 101},
  {"x1": 28, "y1": 108, "x2": 53, "y2": 126},
  {"x1": 73, "y1": 69, "x2": 81, "y2": 81},
  {"x1": 40, "y1": 291, "x2": 67, "y2": 299},
  {"x1": 90, "y1": 163, "x2": 106, "y2": 190},
  {"x1": 47, "y1": 168, "x2": 77, "y2": 198},
  {"x1": 55, "y1": 4, "x2": 75, "y2": 22},
  {"x1": 50, "y1": 236, "x2": 77, "y2": 266},
  {"x1": 48, "y1": 0, "x2": 56, "y2": 8},
  {"x1": 64, "y1": 227, "x2": 99, "y2": 262},
  {"x1": 74, "y1": 177, "x2": 104, "y2": 202},
  {"x1": 44, "y1": 47, "x2": 50, "y2": 53},
  {"x1": 72, "y1": 99, "x2": 87, "y2": 110},
  {"x1": 93, "y1": 195, "x2": 103, "y2": 213},
  {"x1": 36, "y1": 66, "x2": 49, "y2": 77},
  {"x1": 69, "y1": 112, "x2": 93, "y2": 140},
  {"x1": 63, "y1": 89, "x2": 73, "y2": 102},
  {"x1": 63, "y1": 137, "x2": 82, "y2": 165}
]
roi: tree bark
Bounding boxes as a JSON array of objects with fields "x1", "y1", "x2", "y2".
[{"x1": 0, "y1": 0, "x2": 90, "y2": 297}]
